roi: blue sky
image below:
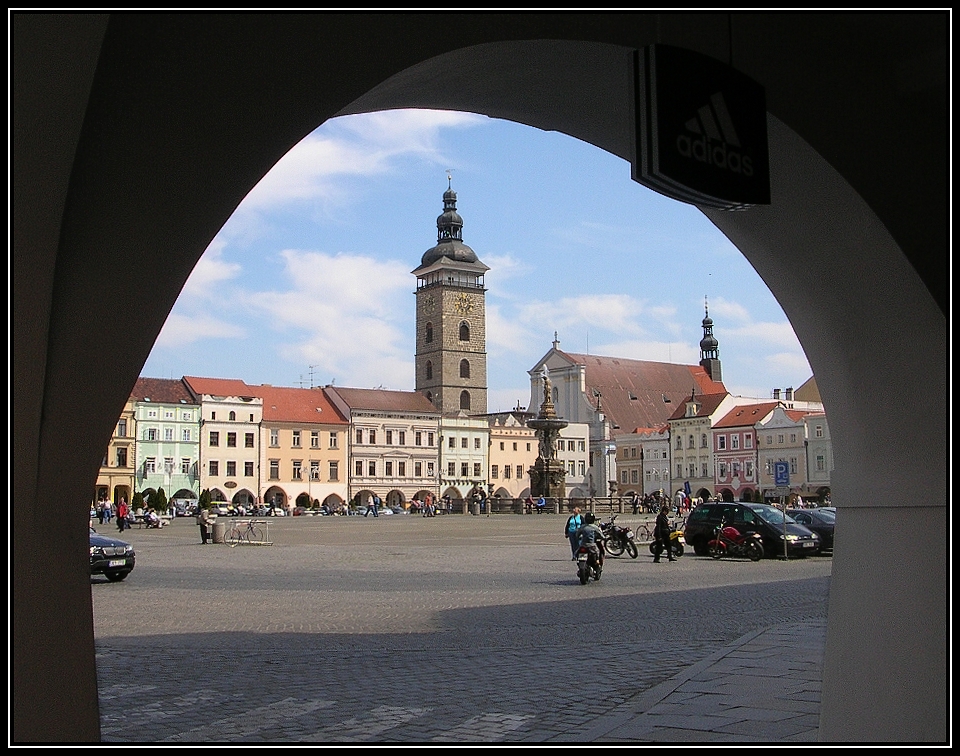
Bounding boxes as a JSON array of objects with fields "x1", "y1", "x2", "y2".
[{"x1": 142, "y1": 109, "x2": 812, "y2": 413}]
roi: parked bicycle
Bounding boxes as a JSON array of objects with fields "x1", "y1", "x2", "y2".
[{"x1": 225, "y1": 519, "x2": 266, "y2": 546}]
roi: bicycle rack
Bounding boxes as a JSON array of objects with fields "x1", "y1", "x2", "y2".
[{"x1": 224, "y1": 519, "x2": 272, "y2": 546}]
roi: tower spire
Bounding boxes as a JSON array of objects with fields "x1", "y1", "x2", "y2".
[{"x1": 699, "y1": 297, "x2": 722, "y2": 382}]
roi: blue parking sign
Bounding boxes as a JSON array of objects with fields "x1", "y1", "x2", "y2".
[{"x1": 774, "y1": 461, "x2": 790, "y2": 486}]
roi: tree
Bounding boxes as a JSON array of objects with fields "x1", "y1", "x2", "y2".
[
  {"x1": 153, "y1": 487, "x2": 168, "y2": 512},
  {"x1": 131, "y1": 491, "x2": 144, "y2": 511},
  {"x1": 198, "y1": 488, "x2": 211, "y2": 510}
]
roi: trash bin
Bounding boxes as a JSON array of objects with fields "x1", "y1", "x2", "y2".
[{"x1": 212, "y1": 520, "x2": 227, "y2": 544}]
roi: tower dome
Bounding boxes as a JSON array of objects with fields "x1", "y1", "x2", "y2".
[{"x1": 420, "y1": 180, "x2": 479, "y2": 266}]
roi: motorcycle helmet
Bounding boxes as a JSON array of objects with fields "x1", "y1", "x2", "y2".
[{"x1": 584, "y1": 512, "x2": 596, "y2": 524}]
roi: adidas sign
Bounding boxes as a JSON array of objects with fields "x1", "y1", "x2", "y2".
[{"x1": 632, "y1": 44, "x2": 769, "y2": 210}]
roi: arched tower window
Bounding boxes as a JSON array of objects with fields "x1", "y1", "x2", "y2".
[
  {"x1": 425, "y1": 322, "x2": 433, "y2": 343},
  {"x1": 425, "y1": 360, "x2": 433, "y2": 380},
  {"x1": 459, "y1": 359, "x2": 470, "y2": 378},
  {"x1": 229, "y1": 411, "x2": 236, "y2": 421},
  {"x1": 688, "y1": 435, "x2": 695, "y2": 449},
  {"x1": 459, "y1": 322, "x2": 470, "y2": 341},
  {"x1": 460, "y1": 391, "x2": 471, "y2": 410}
]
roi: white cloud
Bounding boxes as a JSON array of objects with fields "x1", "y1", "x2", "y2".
[
  {"x1": 153, "y1": 312, "x2": 246, "y2": 349},
  {"x1": 180, "y1": 240, "x2": 242, "y2": 300}
]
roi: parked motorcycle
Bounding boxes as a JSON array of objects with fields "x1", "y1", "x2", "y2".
[
  {"x1": 575, "y1": 542, "x2": 604, "y2": 584},
  {"x1": 708, "y1": 521, "x2": 764, "y2": 561},
  {"x1": 601, "y1": 514, "x2": 639, "y2": 558},
  {"x1": 648, "y1": 520, "x2": 685, "y2": 558}
]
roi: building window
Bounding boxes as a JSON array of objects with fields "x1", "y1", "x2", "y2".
[
  {"x1": 416, "y1": 432, "x2": 423, "y2": 446},
  {"x1": 428, "y1": 433, "x2": 435, "y2": 447},
  {"x1": 270, "y1": 460, "x2": 280, "y2": 479},
  {"x1": 245, "y1": 432, "x2": 254, "y2": 448},
  {"x1": 386, "y1": 430, "x2": 393, "y2": 445},
  {"x1": 677, "y1": 464, "x2": 682, "y2": 478},
  {"x1": 329, "y1": 461, "x2": 339, "y2": 481},
  {"x1": 492, "y1": 465, "x2": 500, "y2": 479},
  {"x1": 746, "y1": 460, "x2": 754, "y2": 478},
  {"x1": 311, "y1": 431, "x2": 320, "y2": 448},
  {"x1": 249, "y1": 414, "x2": 254, "y2": 422},
  {"x1": 427, "y1": 462, "x2": 434, "y2": 477},
  {"x1": 790, "y1": 433, "x2": 797, "y2": 443},
  {"x1": 245, "y1": 461, "x2": 254, "y2": 477},
  {"x1": 732, "y1": 462, "x2": 741, "y2": 476},
  {"x1": 425, "y1": 361, "x2": 433, "y2": 380},
  {"x1": 329, "y1": 432, "x2": 338, "y2": 449},
  {"x1": 745, "y1": 435, "x2": 753, "y2": 449},
  {"x1": 676, "y1": 437, "x2": 682, "y2": 450},
  {"x1": 717, "y1": 436, "x2": 726, "y2": 450},
  {"x1": 385, "y1": 461, "x2": 393, "y2": 476},
  {"x1": 144, "y1": 457, "x2": 156, "y2": 474},
  {"x1": 399, "y1": 431, "x2": 406, "y2": 445},
  {"x1": 701, "y1": 434, "x2": 708, "y2": 448},
  {"x1": 816, "y1": 455, "x2": 825, "y2": 471},
  {"x1": 161, "y1": 427, "x2": 172, "y2": 442},
  {"x1": 461, "y1": 462, "x2": 469, "y2": 477},
  {"x1": 790, "y1": 457, "x2": 798, "y2": 474},
  {"x1": 688, "y1": 435, "x2": 694, "y2": 449},
  {"x1": 146, "y1": 428, "x2": 157, "y2": 441},
  {"x1": 460, "y1": 390, "x2": 470, "y2": 410},
  {"x1": 229, "y1": 411, "x2": 236, "y2": 421},
  {"x1": 461, "y1": 437, "x2": 468, "y2": 449},
  {"x1": 515, "y1": 465, "x2": 522, "y2": 479},
  {"x1": 356, "y1": 429, "x2": 363, "y2": 444},
  {"x1": 449, "y1": 437, "x2": 456, "y2": 449},
  {"x1": 270, "y1": 429, "x2": 279, "y2": 447},
  {"x1": 209, "y1": 431, "x2": 219, "y2": 447},
  {"x1": 631, "y1": 469, "x2": 638, "y2": 483},
  {"x1": 182, "y1": 428, "x2": 191, "y2": 442},
  {"x1": 578, "y1": 461, "x2": 585, "y2": 476},
  {"x1": 731, "y1": 435, "x2": 740, "y2": 450},
  {"x1": 369, "y1": 430, "x2": 376, "y2": 445},
  {"x1": 226, "y1": 461, "x2": 236, "y2": 477},
  {"x1": 355, "y1": 460, "x2": 363, "y2": 476},
  {"x1": 117, "y1": 419, "x2": 127, "y2": 437},
  {"x1": 778, "y1": 434, "x2": 785, "y2": 444},
  {"x1": 415, "y1": 461, "x2": 423, "y2": 476},
  {"x1": 210, "y1": 412, "x2": 215, "y2": 420},
  {"x1": 460, "y1": 359, "x2": 470, "y2": 378},
  {"x1": 425, "y1": 322, "x2": 433, "y2": 343},
  {"x1": 183, "y1": 412, "x2": 192, "y2": 421},
  {"x1": 526, "y1": 443, "x2": 531, "y2": 452},
  {"x1": 292, "y1": 430, "x2": 301, "y2": 447},
  {"x1": 459, "y1": 322, "x2": 470, "y2": 341},
  {"x1": 368, "y1": 461, "x2": 376, "y2": 476},
  {"x1": 621, "y1": 470, "x2": 628, "y2": 483},
  {"x1": 719, "y1": 462, "x2": 727, "y2": 478},
  {"x1": 227, "y1": 432, "x2": 237, "y2": 447},
  {"x1": 398, "y1": 462, "x2": 406, "y2": 477},
  {"x1": 291, "y1": 461, "x2": 302, "y2": 480},
  {"x1": 209, "y1": 460, "x2": 219, "y2": 476},
  {"x1": 181, "y1": 458, "x2": 190, "y2": 474},
  {"x1": 766, "y1": 435, "x2": 773, "y2": 445},
  {"x1": 473, "y1": 463, "x2": 481, "y2": 477},
  {"x1": 116, "y1": 448, "x2": 127, "y2": 467},
  {"x1": 148, "y1": 409, "x2": 158, "y2": 418},
  {"x1": 474, "y1": 437, "x2": 481, "y2": 449},
  {"x1": 815, "y1": 425, "x2": 823, "y2": 438},
  {"x1": 701, "y1": 463, "x2": 708, "y2": 477},
  {"x1": 447, "y1": 462, "x2": 456, "y2": 476}
]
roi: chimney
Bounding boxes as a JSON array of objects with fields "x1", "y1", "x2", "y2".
[
  {"x1": 773, "y1": 388, "x2": 781, "y2": 400},
  {"x1": 785, "y1": 387, "x2": 794, "y2": 401}
]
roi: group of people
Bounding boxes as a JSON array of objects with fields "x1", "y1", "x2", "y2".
[
  {"x1": 410, "y1": 493, "x2": 439, "y2": 517},
  {"x1": 564, "y1": 503, "x2": 677, "y2": 564}
]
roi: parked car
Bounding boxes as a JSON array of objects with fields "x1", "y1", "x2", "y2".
[
  {"x1": 683, "y1": 501, "x2": 820, "y2": 558},
  {"x1": 89, "y1": 527, "x2": 136, "y2": 582},
  {"x1": 786, "y1": 508, "x2": 835, "y2": 553}
]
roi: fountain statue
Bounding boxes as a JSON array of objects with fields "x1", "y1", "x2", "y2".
[{"x1": 527, "y1": 368, "x2": 568, "y2": 499}]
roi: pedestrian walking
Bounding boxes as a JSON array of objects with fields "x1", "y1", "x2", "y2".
[
  {"x1": 653, "y1": 503, "x2": 675, "y2": 563},
  {"x1": 116, "y1": 498, "x2": 129, "y2": 533}
]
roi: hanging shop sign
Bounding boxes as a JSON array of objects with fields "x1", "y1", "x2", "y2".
[{"x1": 633, "y1": 44, "x2": 770, "y2": 210}]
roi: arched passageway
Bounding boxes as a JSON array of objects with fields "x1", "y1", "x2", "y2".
[{"x1": 13, "y1": 14, "x2": 945, "y2": 743}]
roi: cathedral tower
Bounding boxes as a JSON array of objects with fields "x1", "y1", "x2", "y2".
[
  {"x1": 699, "y1": 297, "x2": 722, "y2": 382},
  {"x1": 412, "y1": 179, "x2": 489, "y2": 415}
]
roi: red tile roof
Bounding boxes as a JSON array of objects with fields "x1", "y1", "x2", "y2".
[
  {"x1": 132, "y1": 377, "x2": 196, "y2": 404},
  {"x1": 667, "y1": 391, "x2": 730, "y2": 421},
  {"x1": 258, "y1": 385, "x2": 347, "y2": 424},
  {"x1": 182, "y1": 376, "x2": 260, "y2": 399},
  {"x1": 558, "y1": 351, "x2": 726, "y2": 434},
  {"x1": 714, "y1": 402, "x2": 780, "y2": 428}
]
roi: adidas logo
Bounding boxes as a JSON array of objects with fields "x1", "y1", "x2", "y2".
[{"x1": 675, "y1": 92, "x2": 754, "y2": 177}]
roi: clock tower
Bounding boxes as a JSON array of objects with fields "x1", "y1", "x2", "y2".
[{"x1": 412, "y1": 179, "x2": 489, "y2": 415}]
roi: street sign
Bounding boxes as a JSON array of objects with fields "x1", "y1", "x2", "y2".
[{"x1": 774, "y1": 461, "x2": 790, "y2": 487}]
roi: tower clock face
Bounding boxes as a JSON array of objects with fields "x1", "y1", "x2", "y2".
[
  {"x1": 454, "y1": 293, "x2": 473, "y2": 314},
  {"x1": 423, "y1": 293, "x2": 436, "y2": 309}
]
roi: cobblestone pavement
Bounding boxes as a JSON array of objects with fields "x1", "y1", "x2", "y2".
[{"x1": 91, "y1": 514, "x2": 831, "y2": 743}]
